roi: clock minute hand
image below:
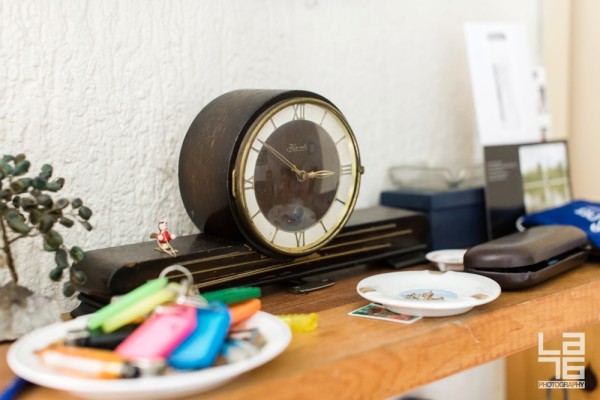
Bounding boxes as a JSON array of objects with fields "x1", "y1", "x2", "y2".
[
  {"x1": 258, "y1": 140, "x2": 303, "y2": 176},
  {"x1": 306, "y1": 170, "x2": 336, "y2": 179}
]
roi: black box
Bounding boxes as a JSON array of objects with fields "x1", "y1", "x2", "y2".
[{"x1": 381, "y1": 187, "x2": 487, "y2": 250}]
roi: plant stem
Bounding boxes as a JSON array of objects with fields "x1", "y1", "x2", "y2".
[
  {"x1": 0, "y1": 217, "x2": 18, "y2": 283},
  {"x1": 8, "y1": 232, "x2": 40, "y2": 244}
]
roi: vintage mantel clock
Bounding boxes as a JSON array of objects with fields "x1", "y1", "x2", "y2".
[
  {"x1": 179, "y1": 89, "x2": 364, "y2": 257},
  {"x1": 73, "y1": 90, "x2": 428, "y2": 314}
]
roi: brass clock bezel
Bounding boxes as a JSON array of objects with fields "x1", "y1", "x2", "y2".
[{"x1": 232, "y1": 97, "x2": 362, "y2": 257}]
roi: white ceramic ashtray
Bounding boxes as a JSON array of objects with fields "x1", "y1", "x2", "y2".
[
  {"x1": 426, "y1": 249, "x2": 467, "y2": 271},
  {"x1": 356, "y1": 270, "x2": 501, "y2": 317}
]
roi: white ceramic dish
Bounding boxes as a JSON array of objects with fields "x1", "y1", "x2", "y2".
[
  {"x1": 356, "y1": 270, "x2": 501, "y2": 317},
  {"x1": 426, "y1": 249, "x2": 467, "y2": 271},
  {"x1": 7, "y1": 311, "x2": 291, "y2": 400}
]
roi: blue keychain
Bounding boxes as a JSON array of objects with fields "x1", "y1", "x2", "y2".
[{"x1": 168, "y1": 302, "x2": 231, "y2": 370}]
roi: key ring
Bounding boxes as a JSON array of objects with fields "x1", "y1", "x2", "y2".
[
  {"x1": 158, "y1": 265, "x2": 207, "y2": 308},
  {"x1": 159, "y1": 264, "x2": 194, "y2": 283}
]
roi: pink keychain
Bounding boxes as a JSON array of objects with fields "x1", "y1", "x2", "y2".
[
  {"x1": 115, "y1": 303, "x2": 197, "y2": 360},
  {"x1": 115, "y1": 266, "x2": 201, "y2": 360}
]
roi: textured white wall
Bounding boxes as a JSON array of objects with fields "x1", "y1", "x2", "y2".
[{"x1": 1, "y1": 0, "x2": 539, "y2": 300}]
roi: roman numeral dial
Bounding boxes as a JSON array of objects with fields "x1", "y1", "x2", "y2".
[{"x1": 232, "y1": 92, "x2": 362, "y2": 257}]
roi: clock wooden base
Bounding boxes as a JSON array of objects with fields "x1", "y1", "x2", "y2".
[{"x1": 73, "y1": 206, "x2": 428, "y2": 314}]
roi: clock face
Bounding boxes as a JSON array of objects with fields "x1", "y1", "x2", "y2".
[{"x1": 234, "y1": 97, "x2": 361, "y2": 256}]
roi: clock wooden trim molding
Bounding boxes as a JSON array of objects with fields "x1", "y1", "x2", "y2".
[{"x1": 179, "y1": 89, "x2": 363, "y2": 258}]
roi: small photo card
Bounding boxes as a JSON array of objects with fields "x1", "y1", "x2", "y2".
[{"x1": 348, "y1": 303, "x2": 422, "y2": 324}]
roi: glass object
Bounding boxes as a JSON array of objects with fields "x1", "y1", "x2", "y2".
[{"x1": 389, "y1": 164, "x2": 484, "y2": 190}]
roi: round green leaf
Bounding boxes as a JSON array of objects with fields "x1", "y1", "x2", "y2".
[
  {"x1": 49, "y1": 267, "x2": 63, "y2": 282},
  {"x1": 55, "y1": 248, "x2": 68, "y2": 268},
  {"x1": 10, "y1": 178, "x2": 32, "y2": 194},
  {"x1": 5, "y1": 210, "x2": 31, "y2": 234},
  {"x1": 80, "y1": 221, "x2": 93, "y2": 231},
  {"x1": 45, "y1": 182, "x2": 61, "y2": 192},
  {"x1": 21, "y1": 196, "x2": 37, "y2": 211},
  {"x1": 32, "y1": 177, "x2": 46, "y2": 190},
  {"x1": 35, "y1": 194, "x2": 53, "y2": 209},
  {"x1": 70, "y1": 246, "x2": 85, "y2": 263},
  {"x1": 43, "y1": 229, "x2": 63, "y2": 251},
  {"x1": 28, "y1": 209, "x2": 42, "y2": 224},
  {"x1": 38, "y1": 215, "x2": 55, "y2": 233},
  {"x1": 10, "y1": 180, "x2": 27, "y2": 194},
  {"x1": 0, "y1": 189, "x2": 11, "y2": 201},
  {"x1": 55, "y1": 198, "x2": 69, "y2": 210},
  {"x1": 71, "y1": 270, "x2": 87, "y2": 285},
  {"x1": 13, "y1": 160, "x2": 31, "y2": 176},
  {"x1": 5, "y1": 209, "x2": 20, "y2": 220},
  {"x1": 62, "y1": 281, "x2": 75, "y2": 297},
  {"x1": 40, "y1": 164, "x2": 53, "y2": 180},
  {"x1": 7, "y1": 219, "x2": 31, "y2": 235},
  {"x1": 59, "y1": 216, "x2": 74, "y2": 228},
  {"x1": 78, "y1": 206, "x2": 92, "y2": 220},
  {"x1": 49, "y1": 209, "x2": 63, "y2": 220},
  {"x1": 71, "y1": 198, "x2": 83, "y2": 208},
  {"x1": 0, "y1": 161, "x2": 14, "y2": 175},
  {"x1": 12, "y1": 196, "x2": 21, "y2": 208}
]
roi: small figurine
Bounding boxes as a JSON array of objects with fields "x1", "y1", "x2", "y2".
[{"x1": 150, "y1": 219, "x2": 178, "y2": 256}]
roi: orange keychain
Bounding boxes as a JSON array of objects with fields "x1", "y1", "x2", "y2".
[
  {"x1": 228, "y1": 298, "x2": 261, "y2": 326},
  {"x1": 37, "y1": 344, "x2": 136, "y2": 379}
]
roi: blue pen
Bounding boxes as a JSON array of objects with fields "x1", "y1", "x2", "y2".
[{"x1": 0, "y1": 377, "x2": 29, "y2": 400}]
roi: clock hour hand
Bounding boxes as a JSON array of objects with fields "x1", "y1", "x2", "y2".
[
  {"x1": 306, "y1": 170, "x2": 336, "y2": 179},
  {"x1": 258, "y1": 140, "x2": 303, "y2": 176},
  {"x1": 258, "y1": 141, "x2": 334, "y2": 182}
]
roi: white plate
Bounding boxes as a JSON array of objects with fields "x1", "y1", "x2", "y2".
[
  {"x1": 426, "y1": 249, "x2": 467, "y2": 271},
  {"x1": 8, "y1": 311, "x2": 291, "y2": 400},
  {"x1": 356, "y1": 270, "x2": 501, "y2": 317}
]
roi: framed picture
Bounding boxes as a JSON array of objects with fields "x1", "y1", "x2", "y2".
[
  {"x1": 483, "y1": 141, "x2": 572, "y2": 239},
  {"x1": 518, "y1": 142, "x2": 570, "y2": 214}
]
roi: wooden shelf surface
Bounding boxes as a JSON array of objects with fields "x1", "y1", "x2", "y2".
[{"x1": 1, "y1": 262, "x2": 600, "y2": 399}]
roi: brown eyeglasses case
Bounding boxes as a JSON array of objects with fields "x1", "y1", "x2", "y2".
[{"x1": 463, "y1": 225, "x2": 589, "y2": 290}]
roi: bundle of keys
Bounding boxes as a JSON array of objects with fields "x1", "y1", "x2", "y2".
[{"x1": 37, "y1": 265, "x2": 265, "y2": 379}]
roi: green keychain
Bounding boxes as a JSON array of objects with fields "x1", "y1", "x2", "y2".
[
  {"x1": 87, "y1": 277, "x2": 169, "y2": 331},
  {"x1": 201, "y1": 287, "x2": 261, "y2": 305}
]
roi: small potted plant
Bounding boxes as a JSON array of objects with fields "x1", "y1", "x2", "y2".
[{"x1": 0, "y1": 154, "x2": 93, "y2": 340}]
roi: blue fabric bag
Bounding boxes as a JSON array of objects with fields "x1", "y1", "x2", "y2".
[{"x1": 521, "y1": 200, "x2": 600, "y2": 250}]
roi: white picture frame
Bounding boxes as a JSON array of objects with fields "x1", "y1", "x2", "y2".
[{"x1": 464, "y1": 23, "x2": 540, "y2": 146}]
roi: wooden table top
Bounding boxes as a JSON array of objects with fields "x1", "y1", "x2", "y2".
[{"x1": 2, "y1": 261, "x2": 600, "y2": 399}]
